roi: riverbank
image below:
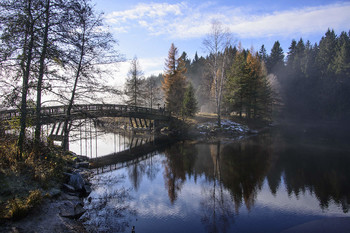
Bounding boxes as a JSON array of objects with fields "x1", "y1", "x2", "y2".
[
  {"x1": 0, "y1": 136, "x2": 93, "y2": 232},
  {"x1": 175, "y1": 113, "x2": 269, "y2": 142}
]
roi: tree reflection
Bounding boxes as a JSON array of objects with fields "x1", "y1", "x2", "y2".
[
  {"x1": 144, "y1": 155, "x2": 161, "y2": 181},
  {"x1": 82, "y1": 174, "x2": 136, "y2": 232},
  {"x1": 219, "y1": 137, "x2": 273, "y2": 211},
  {"x1": 266, "y1": 128, "x2": 350, "y2": 213},
  {"x1": 200, "y1": 142, "x2": 235, "y2": 233},
  {"x1": 127, "y1": 154, "x2": 161, "y2": 190},
  {"x1": 128, "y1": 162, "x2": 145, "y2": 191},
  {"x1": 163, "y1": 142, "x2": 197, "y2": 203}
]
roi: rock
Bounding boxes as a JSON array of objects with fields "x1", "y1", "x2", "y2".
[
  {"x1": 62, "y1": 183, "x2": 76, "y2": 192},
  {"x1": 68, "y1": 172, "x2": 85, "y2": 191},
  {"x1": 77, "y1": 155, "x2": 89, "y2": 162},
  {"x1": 249, "y1": 129, "x2": 259, "y2": 134},
  {"x1": 61, "y1": 193, "x2": 81, "y2": 201},
  {"x1": 83, "y1": 184, "x2": 92, "y2": 195},
  {"x1": 59, "y1": 201, "x2": 86, "y2": 219},
  {"x1": 75, "y1": 162, "x2": 89, "y2": 169},
  {"x1": 63, "y1": 172, "x2": 73, "y2": 177},
  {"x1": 48, "y1": 188, "x2": 61, "y2": 198}
]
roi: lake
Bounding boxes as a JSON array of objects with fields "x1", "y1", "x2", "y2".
[{"x1": 72, "y1": 124, "x2": 350, "y2": 232}]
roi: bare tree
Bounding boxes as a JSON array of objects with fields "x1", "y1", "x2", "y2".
[
  {"x1": 144, "y1": 75, "x2": 162, "y2": 109},
  {"x1": 203, "y1": 20, "x2": 232, "y2": 127},
  {"x1": 60, "y1": 0, "x2": 121, "y2": 150}
]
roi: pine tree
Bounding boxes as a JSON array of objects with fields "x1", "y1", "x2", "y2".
[
  {"x1": 225, "y1": 48, "x2": 248, "y2": 118},
  {"x1": 259, "y1": 44, "x2": 268, "y2": 64},
  {"x1": 162, "y1": 43, "x2": 187, "y2": 115},
  {"x1": 334, "y1": 31, "x2": 350, "y2": 78},
  {"x1": 182, "y1": 82, "x2": 198, "y2": 118},
  {"x1": 226, "y1": 48, "x2": 272, "y2": 120},
  {"x1": 317, "y1": 29, "x2": 337, "y2": 76},
  {"x1": 124, "y1": 56, "x2": 145, "y2": 106},
  {"x1": 267, "y1": 41, "x2": 284, "y2": 75}
]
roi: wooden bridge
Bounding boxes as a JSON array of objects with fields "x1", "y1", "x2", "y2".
[
  {"x1": 0, "y1": 104, "x2": 174, "y2": 141},
  {"x1": 0, "y1": 104, "x2": 171, "y2": 123}
]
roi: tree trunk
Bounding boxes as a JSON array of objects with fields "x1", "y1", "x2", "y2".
[
  {"x1": 34, "y1": 0, "x2": 50, "y2": 155},
  {"x1": 62, "y1": 22, "x2": 86, "y2": 152},
  {"x1": 18, "y1": 0, "x2": 35, "y2": 159}
]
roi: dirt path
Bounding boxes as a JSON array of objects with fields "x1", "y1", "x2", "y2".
[{"x1": 1, "y1": 196, "x2": 87, "y2": 233}]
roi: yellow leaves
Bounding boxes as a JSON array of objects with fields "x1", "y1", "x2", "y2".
[{"x1": 4, "y1": 189, "x2": 42, "y2": 220}]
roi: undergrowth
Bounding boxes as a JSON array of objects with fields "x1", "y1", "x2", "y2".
[{"x1": 0, "y1": 135, "x2": 73, "y2": 220}]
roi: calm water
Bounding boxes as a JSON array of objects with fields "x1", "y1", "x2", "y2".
[{"x1": 79, "y1": 126, "x2": 350, "y2": 233}]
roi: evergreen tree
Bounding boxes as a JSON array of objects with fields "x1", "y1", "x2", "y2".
[
  {"x1": 226, "y1": 48, "x2": 272, "y2": 120},
  {"x1": 267, "y1": 41, "x2": 284, "y2": 76},
  {"x1": 334, "y1": 31, "x2": 350, "y2": 78},
  {"x1": 162, "y1": 43, "x2": 187, "y2": 115},
  {"x1": 124, "y1": 56, "x2": 145, "y2": 106},
  {"x1": 225, "y1": 48, "x2": 248, "y2": 118},
  {"x1": 317, "y1": 29, "x2": 337, "y2": 76},
  {"x1": 259, "y1": 44, "x2": 268, "y2": 64},
  {"x1": 182, "y1": 82, "x2": 198, "y2": 118}
]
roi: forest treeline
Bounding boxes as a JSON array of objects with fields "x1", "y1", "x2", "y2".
[{"x1": 132, "y1": 28, "x2": 350, "y2": 124}]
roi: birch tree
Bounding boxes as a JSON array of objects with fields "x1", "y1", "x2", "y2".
[{"x1": 203, "y1": 20, "x2": 232, "y2": 127}]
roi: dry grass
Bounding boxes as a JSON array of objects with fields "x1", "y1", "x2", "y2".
[{"x1": 0, "y1": 135, "x2": 73, "y2": 220}]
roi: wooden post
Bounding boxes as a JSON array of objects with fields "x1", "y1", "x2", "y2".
[{"x1": 134, "y1": 117, "x2": 139, "y2": 128}]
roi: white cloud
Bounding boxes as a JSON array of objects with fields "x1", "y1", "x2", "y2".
[
  {"x1": 105, "y1": 2, "x2": 186, "y2": 25},
  {"x1": 105, "y1": 2, "x2": 350, "y2": 39},
  {"x1": 229, "y1": 4, "x2": 350, "y2": 38}
]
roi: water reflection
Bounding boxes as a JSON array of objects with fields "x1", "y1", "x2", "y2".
[
  {"x1": 83, "y1": 127, "x2": 350, "y2": 232},
  {"x1": 68, "y1": 118, "x2": 154, "y2": 158},
  {"x1": 82, "y1": 174, "x2": 136, "y2": 232},
  {"x1": 162, "y1": 142, "x2": 197, "y2": 203},
  {"x1": 127, "y1": 155, "x2": 161, "y2": 191}
]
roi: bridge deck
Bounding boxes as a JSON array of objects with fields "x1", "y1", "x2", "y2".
[{"x1": 0, "y1": 104, "x2": 172, "y2": 124}]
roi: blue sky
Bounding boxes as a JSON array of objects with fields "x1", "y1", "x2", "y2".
[{"x1": 91, "y1": 0, "x2": 350, "y2": 86}]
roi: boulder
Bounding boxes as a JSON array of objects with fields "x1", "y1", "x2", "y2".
[
  {"x1": 59, "y1": 201, "x2": 85, "y2": 219},
  {"x1": 74, "y1": 162, "x2": 90, "y2": 169},
  {"x1": 83, "y1": 184, "x2": 92, "y2": 195},
  {"x1": 48, "y1": 188, "x2": 61, "y2": 198},
  {"x1": 68, "y1": 172, "x2": 85, "y2": 191},
  {"x1": 62, "y1": 183, "x2": 76, "y2": 193}
]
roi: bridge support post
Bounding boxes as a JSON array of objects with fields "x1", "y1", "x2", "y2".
[
  {"x1": 50, "y1": 123, "x2": 57, "y2": 135},
  {"x1": 154, "y1": 119, "x2": 160, "y2": 132},
  {"x1": 129, "y1": 117, "x2": 133, "y2": 128},
  {"x1": 134, "y1": 118, "x2": 139, "y2": 128}
]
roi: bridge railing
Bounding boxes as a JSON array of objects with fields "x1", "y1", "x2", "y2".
[{"x1": 0, "y1": 104, "x2": 171, "y2": 121}]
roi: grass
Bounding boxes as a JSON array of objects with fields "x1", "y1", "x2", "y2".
[{"x1": 0, "y1": 134, "x2": 75, "y2": 220}]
